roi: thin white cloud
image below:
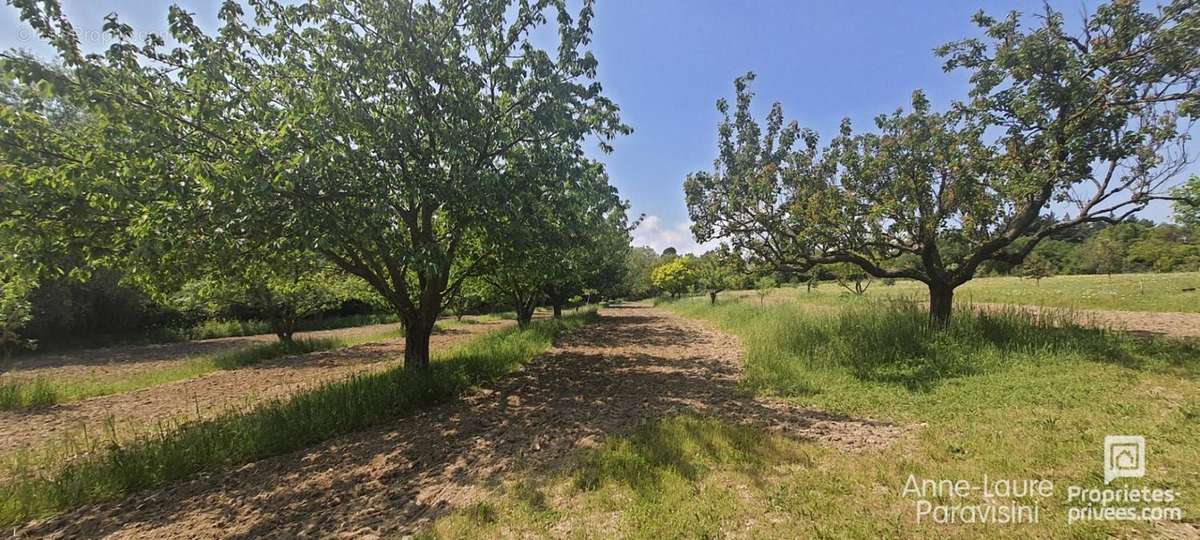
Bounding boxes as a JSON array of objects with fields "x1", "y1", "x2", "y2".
[{"x1": 631, "y1": 215, "x2": 721, "y2": 255}]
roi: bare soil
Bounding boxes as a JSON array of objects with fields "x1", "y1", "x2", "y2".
[
  {"x1": 16, "y1": 304, "x2": 905, "y2": 539},
  {"x1": 0, "y1": 321, "x2": 509, "y2": 457}
]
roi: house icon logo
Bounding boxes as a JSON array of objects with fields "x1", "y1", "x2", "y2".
[{"x1": 1104, "y1": 435, "x2": 1145, "y2": 484}]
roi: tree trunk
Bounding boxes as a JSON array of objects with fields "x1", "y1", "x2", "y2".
[
  {"x1": 928, "y1": 282, "x2": 954, "y2": 328},
  {"x1": 709, "y1": 291, "x2": 718, "y2": 305},
  {"x1": 552, "y1": 303, "x2": 563, "y2": 319},
  {"x1": 403, "y1": 317, "x2": 434, "y2": 371},
  {"x1": 273, "y1": 317, "x2": 296, "y2": 342},
  {"x1": 515, "y1": 297, "x2": 535, "y2": 329}
]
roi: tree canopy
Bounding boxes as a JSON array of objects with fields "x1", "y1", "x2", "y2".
[
  {"x1": 686, "y1": 1, "x2": 1200, "y2": 324},
  {"x1": 3, "y1": 0, "x2": 629, "y2": 368}
]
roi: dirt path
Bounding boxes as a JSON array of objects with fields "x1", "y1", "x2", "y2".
[
  {"x1": 0, "y1": 322, "x2": 409, "y2": 384},
  {"x1": 16, "y1": 305, "x2": 904, "y2": 539},
  {"x1": 0, "y1": 321, "x2": 510, "y2": 457}
]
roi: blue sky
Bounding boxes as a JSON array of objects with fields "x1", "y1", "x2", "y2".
[{"x1": 2, "y1": 1, "x2": 1191, "y2": 253}]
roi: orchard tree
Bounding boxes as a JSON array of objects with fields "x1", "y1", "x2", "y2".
[
  {"x1": 829, "y1": 263, "x2": 871, "y2": 296},
  {"x1": 4, "y1": 0, "x2": 627, "y2": 370},
  {"x1": 753, "y1": 275, "x2": 777, "y2": 306},
  {"x1": 1019, "y1": 253, "x2": 1055, "y2": 285},
  {"x1": 0, "y1": 272, "x2": 34, "y2": 363},
  {"x1": 622, "y1": 246, "x2": 660, "y2": 299},
  {"x1": 650, "y1": 258, "x2": 695, "y2": 298},
  {"x1": 687, "y1": 2, "x2": 1200, "y2": 326},
  {"x1": 694, "y1": 248, "x2": 748, "y2": 304},
  {"x1": 486, "y1": 149, "x2": 630, "y2": 328}
]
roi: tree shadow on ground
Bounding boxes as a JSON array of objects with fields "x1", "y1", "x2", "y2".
[{"x1": 17, "y1": 305, "x2": 904, "y2": 539}]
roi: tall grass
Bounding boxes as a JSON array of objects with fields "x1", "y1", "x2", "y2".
[
  {"x1": 0, "y1": 310, "x2": 595, "y2": 527},
  {"x1": 425, "y1": 299, "x2": 1198, "y2": 538},
  {"x1": 668, "y1": 297, "x2": 1193, "y2": 395}
]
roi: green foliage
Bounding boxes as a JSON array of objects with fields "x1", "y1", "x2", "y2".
[
  {"x1": 1018, "y1": 253, "x2": 1054, "y2": 285},
  {"x1": 622, "y1": 246, "x2": 666, "y2": 300},
  {"x1": 3, "y1": 0, "x2": 627, "y2": 370},
  {"x1": 753, "y1": 275, "x2": 776, "y2": 305},
  {"x1": 1079, "y1": 233, "x2": 1126, "y2": 277},
  {"x1": 1173, "y1": 175, "x2": 1200, "y2": 229},
  {"x1": 693, "y1": 249, "x2": 748, "y2": 303},
  {"x1": 650, "y1": 258, "x2": 696, "y2": 297},
  {"x1": 0, "y1": 273, "x2": 34, "y2": 361},
  {"x1": 685, "y1": 2, "x2": 1200, "y2": 324},
  {"x1": 829, "y1": 263, "x2": 871, "y2": 295},
  {"x1": 0, "y1": 311, "x2": 597, "y2": 525}
]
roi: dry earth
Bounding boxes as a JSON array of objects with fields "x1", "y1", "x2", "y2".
[
  {"x1": 16, "y1": 304, "x2": 905, "y2": 539},
  {"x1": 0, "y1": 320, "x2": 510, "y2": 457}
]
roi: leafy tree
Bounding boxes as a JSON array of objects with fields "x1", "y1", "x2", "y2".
[
  {"x1": 486, "y1": 151, "x2": 630, "y2": 328},
  {"x1": 805, "y1": 273, "x2": 820, "y2": 294},
  {"x1": 0, "y1": 273, "x2": 34, "y2": 364},
  {"x1": 1173, "y1": 176, "x2": 1200, "y2": 229},
  {"x1": 622, "y1": 247, "x2": 661, "y2": 299},
  {"x1": 830, "y1": 263, "x2": 872, "y2": 295},
  {"x1": 686, "y1": 2, "x2": 1199, "y2": 326},
  {"x1": 1019, "y1": 254, "x2": 1054, "y2": 286},
  {"x1": 444, "y1": 277, "x2": 495, "y2": 322},
  {"x1": 694, "y1": 249, "x2": 747, "y2": 304},
  {"x1": 650, "y1": 258, "x2": 696, "y2": 298},
  {"x1": 4, "y1": 0, "x2": 627, "y2": 370},
  {"x1": 1080, "y1": 234, "x2": 1126, "y2": 279},
  {"x1": 753, "y1": 276, "x2": 777, "y2": 306}
]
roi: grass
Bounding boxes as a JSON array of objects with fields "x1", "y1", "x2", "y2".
[
  {"x1": 0, "y1": 310, "x2": 595, "y2": 527},
  {"x1": 0, "y1": 338, "x2": 343, "y2": 412},
  {"x1": 184, "y1": 312, "x2": 402, "y2": 341},
  {"x1": 425, "y1": 298, "x2": 1199, "y2": 539},
  {"x1": 742, "y1": 271, "x2": 1200, "y2": 313},
  {"x1": 0, "y1": 317, "x2": 489, "y2": 412}
]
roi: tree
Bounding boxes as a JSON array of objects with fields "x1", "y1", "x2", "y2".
[
  {"x1": 0, "y1": 273, "x2": 34, "y2": 365},
  {"x1": 805, "y1": 273, "x2": 820, "y2": 294},
  {"x1": 5, "y1": 0, "x2": 627, "y2": 370},
  {"x1": 753, "y1": 276, "x2": 776, "y2": 306},
  {"x1": 1019, "y1": 254, "x2": 1054, "y2": 286},
  {"x1": 444, "y1": 277, "x2": 495, "y2": 322},
  {"x1": 486, "y1": 152, "x2": 630, "y2": 328},
  {"x1": 694, "y1": 249, "x2": 747, "y2": 304},
  {"x1": 1174, "y1": 176, "x2": 1200, "y2": 229},
  {"x1": 685, "y1": 2, "x2": 1199, "y2": 326},
  {"x1": 622, "y1": 247, "x2": 661, "y2": 300},
  {"x1": 1081, "y1": 234, "x2": 1126, "y2": 279},
  {"x1": 650, "y1": 258, "x2": 696, "y2": 298},
  {"x1": 182, "y1": 259, "x2": 348, "y2": 342},
  {"x1": 829, "y1": 263, "x2": 871, "y2": 295}
]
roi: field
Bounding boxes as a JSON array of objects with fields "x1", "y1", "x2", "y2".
[
  {"x1": 0, "y1": 274, "x2": 1196, "y2": 538},
  {"x1": 6, "y1": 0, "x2": 1200, "y2": 537},
  {"x1": 751, "y1": 271, "x2": 1200, "y2": 314}
]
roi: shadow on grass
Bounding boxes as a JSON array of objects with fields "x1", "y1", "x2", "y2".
[
  {"x1": 572, "y1": 414, "x2": 810, "y2": 497},
  {"x1": 672, "y1": 298, "x2": 1200, "y2": 393}
]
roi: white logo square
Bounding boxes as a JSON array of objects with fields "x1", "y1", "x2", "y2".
[{"x1": 1104, "y1": 435, "x2": 1145, "y2": 484}]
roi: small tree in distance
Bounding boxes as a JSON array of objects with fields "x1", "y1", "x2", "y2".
[
  {"x1": 695, "y1": 249, "x2": 748, "y2": 305},
  {"x1": 651, "y1": 258, "x2": 696, "y2": 299},
  {"x1": 1019, "y1": 254, "x2": 1054, "y2": 286},
  {"x1": 754, "y1": 276, "x2": 777, "y2": 306}
]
